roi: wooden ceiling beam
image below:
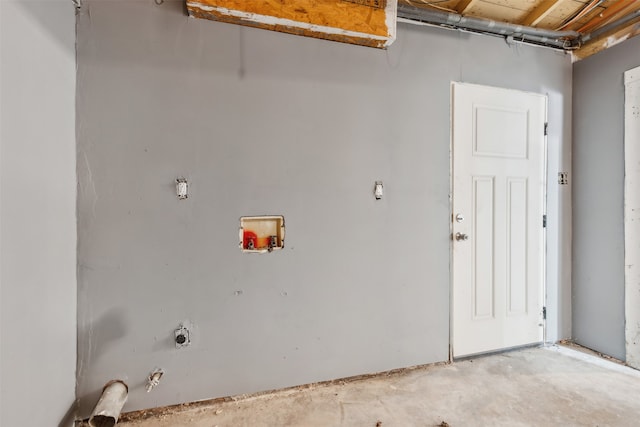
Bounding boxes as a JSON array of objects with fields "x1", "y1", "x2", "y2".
[
  {"x1": 577, "y1": 0, "x2": 640, "y2": 34},
  {"x1": 520, "y1": 0, "x2": 565, "y2": 27},
  {"x1": 455, "y1": 0, "x2": 479, "y2": 14}
]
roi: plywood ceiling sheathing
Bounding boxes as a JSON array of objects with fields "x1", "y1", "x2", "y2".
[
  {"x1": 398, "y1": 0, "x2": 640, "y2": 59},
  {"x1": 187, "y1": 0, "x2": 397, "y2": 48},
  {"x1": 521, "y1": 0, "x2": 565, "y2": 26},
  {"x1": 577, "y1": 0, "x2": 639, "y2": 33}
]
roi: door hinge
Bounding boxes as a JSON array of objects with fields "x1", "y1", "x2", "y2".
[
  {"x1": 543, "y1": 214, "x2": 547, "y2": 228},
  {"x1": 542, "y1": 306, "x2": 547, "y2": 320},
  {"x1": 544, "y1": 122, "x2": 548, "y2": 136}
]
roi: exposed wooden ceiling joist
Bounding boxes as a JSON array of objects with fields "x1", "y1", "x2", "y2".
[
  {"x1": 187, "y1": 0, "x2": 640, "y2": 60},
  {"x1": 400, "y1": 0, "x2": 640, "y2": 59},
  {"x1": 455, "y1": 0, "x2": 479, "y2": 14},
  {"x1": 520, "y1": 0, "x2": 564, "y2": 27},
  {"x1": 520, "y1": 0, "x2": 565, "y2": 27}
]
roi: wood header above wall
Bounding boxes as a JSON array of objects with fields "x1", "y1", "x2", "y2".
[{"x1": 186, "y1": 0, "x2": 397, "y2": 48}]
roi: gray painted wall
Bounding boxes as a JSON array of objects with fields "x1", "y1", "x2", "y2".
[
  {"x1": 76, "y1": 0, "x2": 572, "y2": 416},
  {"x1": 0, "y1": 1, "x2": 77, "y2": 426},
  {"x1": 573, "y1": 36, "x2": 640, "y2": 361}
]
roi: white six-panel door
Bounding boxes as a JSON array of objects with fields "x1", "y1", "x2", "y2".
[{"x1": 452, "y1": 83, "x2": 546, "y2": 357}]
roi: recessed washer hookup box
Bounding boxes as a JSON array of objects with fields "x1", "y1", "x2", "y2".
[{"x1": 240, "y1": 215, "x2": 285, "y2": 253}]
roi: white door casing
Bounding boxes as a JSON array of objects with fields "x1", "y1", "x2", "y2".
[
  {"x1": 624, "y1": 65, "x2": 640, "y2": 370},
  {"x1": 452, "y1": 83, "x2": 546, "y2": 358}
]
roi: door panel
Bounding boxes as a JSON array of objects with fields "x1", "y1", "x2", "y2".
[
  {"x1": 507, "y1": 178, "x2": 528, "y2": 316},
  {"x1": 473, "y1": 176, "x2": 495, "y2": 320},
  {"x1": 475, "y1": 106, "x2": 528, "y2": 158},
  {"x1": 452, "y1": 83, "x2": 545, "y2": 358}
]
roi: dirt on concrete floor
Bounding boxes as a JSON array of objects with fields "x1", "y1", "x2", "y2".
[{"x1": 80, "y1": 345, "x2": 640, "y2": 427}]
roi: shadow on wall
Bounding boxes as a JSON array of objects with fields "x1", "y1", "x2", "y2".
[
  {"x1": 76, "y1": 307, "x2": 129, "y2": 422},
  {"x1": 17, "y1": 0, "x2": 76, "y2": 55},
  {"x1": 17, "y1": 0, "x2": 189, "y2": 57},
  {"x1": 78, "y1": 307, "x2": 129, "y2": 368},
  {"x1": 58, "y1": 402, "x2": 78, "y2": 427}
]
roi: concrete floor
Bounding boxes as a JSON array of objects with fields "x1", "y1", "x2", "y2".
[{"x1": 114, "y1": 345, "x2": 640, "y2": 427}]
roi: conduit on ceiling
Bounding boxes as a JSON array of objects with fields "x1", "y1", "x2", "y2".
[{"x1": 397, "y1": 3, "x2": 640, "y2": 53}]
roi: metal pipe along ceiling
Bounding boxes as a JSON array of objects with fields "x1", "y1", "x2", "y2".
[
  {"x1": 398, "y1": 3, "x2": 640, "y2": 51},
  {"x1": 397, "y1": 3, "x2": 578, "y2": 49},
  {"x1": 580, "y1": 9, "x2": 640, "y2": 45}
]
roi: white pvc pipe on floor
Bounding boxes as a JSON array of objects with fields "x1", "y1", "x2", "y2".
[{"x1": 89, "y1": 380, "x2": 128, "y2": 427}]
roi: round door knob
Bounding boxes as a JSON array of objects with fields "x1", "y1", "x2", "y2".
[{"x1": 455, "y1": 232, "x2": 469, "y2": 241}]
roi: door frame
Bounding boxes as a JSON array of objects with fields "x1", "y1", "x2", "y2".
[
  {"x1": 624, "y1": 65, "x2": 640, "y2": 369},
  {"x1": 449, "y1": 82, "x2": 549, "y2": 360}
]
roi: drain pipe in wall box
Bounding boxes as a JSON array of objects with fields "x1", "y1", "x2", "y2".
[{"x1": 88, "y1": 380, "x2": 129, "y2": 427}]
